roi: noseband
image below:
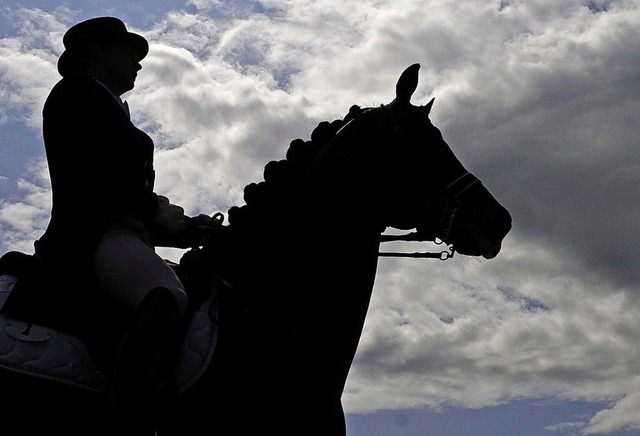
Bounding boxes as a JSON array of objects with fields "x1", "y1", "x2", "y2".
[{"x1": 429, "y1": 172, "x2": 481, "y2": 243}]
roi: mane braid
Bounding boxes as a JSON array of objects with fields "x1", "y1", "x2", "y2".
[{"x1": 227, "y1": 105, "x2": 364, "y2": 227}]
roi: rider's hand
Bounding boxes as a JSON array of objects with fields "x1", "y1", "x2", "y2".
[
  {"x1": 191, "y1": 213, "x2": 217, "y2": 229},
  {"x1": 152, "y1": 195, "x2": 186, "y2": 234}
]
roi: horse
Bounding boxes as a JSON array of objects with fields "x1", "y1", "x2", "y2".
[{"x1": 0, "y1": 63, "x2": 511, "y2": 435}]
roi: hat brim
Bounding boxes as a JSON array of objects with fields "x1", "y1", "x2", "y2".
[{"x1": 126, "y1": 32, "x2": 149, "y2": 61}]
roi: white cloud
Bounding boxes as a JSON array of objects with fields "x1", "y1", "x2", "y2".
[
  {"x1": 584, "y1": 388, "x2": 640, "y2": 434},
  {"x1": 546, "y1": 421, "x2": 585, "y2": 432},
  {"x1": 344, "y1": 236, "x2": 640, "y2": 414},
  {"x1": 0, "y1": 160, "x2": 51, "y2": 254}
]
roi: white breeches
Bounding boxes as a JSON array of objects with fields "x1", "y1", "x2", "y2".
[{"x1": 92, "y1": 218, "x2": 188, "y2": 317}]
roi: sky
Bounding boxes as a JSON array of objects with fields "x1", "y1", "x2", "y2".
[{"x1": 1, "y1": 0, "x2": 640, "y2": 435}]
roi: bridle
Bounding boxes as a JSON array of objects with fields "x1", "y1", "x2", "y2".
[
  {"x1": 429, "y1": 172, "x2": 481, "y2": 243},
  {"x1": 377, "y1": 107, "x2": 482, "y2": 260}
]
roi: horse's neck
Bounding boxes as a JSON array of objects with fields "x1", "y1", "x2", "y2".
[{"x1": 289, "y1": 123, "x2": 388, "y2": 238}]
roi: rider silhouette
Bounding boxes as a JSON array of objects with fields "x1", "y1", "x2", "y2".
[{"x1": 32, "y1": 16, "x2": 211, "y2": 434}]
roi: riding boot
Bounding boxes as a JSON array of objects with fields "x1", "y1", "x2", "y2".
[{"x1": 105, "y1": 287, "x2": 183, "y2": 436}]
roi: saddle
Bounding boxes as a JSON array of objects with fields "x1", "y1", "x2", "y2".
[{"x1": 0, "y1": 250, "x2": 219, "y2": 395}]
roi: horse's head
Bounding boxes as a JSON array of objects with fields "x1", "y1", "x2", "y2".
[
  {"x1": 374, "y1": 63, "x2": 512, "y2": 259},
  {"x1": 225, "y1": 63, "x2": 511, "y2": 260}
]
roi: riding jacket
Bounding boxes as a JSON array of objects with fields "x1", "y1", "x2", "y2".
[{"x1": 35, "y1": 73, "x2": 159, "y2": 262}]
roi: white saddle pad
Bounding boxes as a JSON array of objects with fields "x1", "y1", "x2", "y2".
[{"x1": 0, "y1": 273, "x2": 219, "y2": 394}]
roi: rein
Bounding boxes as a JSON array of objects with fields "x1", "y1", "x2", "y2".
[{"x1": 378, "y1": 233, "x2": 456, "y2": 260}]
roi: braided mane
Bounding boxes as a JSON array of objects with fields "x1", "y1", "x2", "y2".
[{"x1": 227, "y1": 105, "x2": 365, "y2": 227}]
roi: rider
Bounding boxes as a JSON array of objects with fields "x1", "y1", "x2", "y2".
[{"x1": 33, "y1": 16, "x2": 211, "y2": 434}]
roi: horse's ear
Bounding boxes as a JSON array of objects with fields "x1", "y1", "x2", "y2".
[
  {"x1": 422, "y1": 97, "x2": 435, "y2": 116},
  {"x1": 395, "y1": 63, "x2": 420, "y2": 105}
]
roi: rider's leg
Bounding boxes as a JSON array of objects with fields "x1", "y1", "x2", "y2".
[
  {"x1": 91, "y1": 218, "x2": 188, "y2": 317},
  {"x1": 91, "y1": 218, "x2": 189, "y2": 434},
  {"x1": 106, "y1": 286, "x2": 183, "y2": 435}
]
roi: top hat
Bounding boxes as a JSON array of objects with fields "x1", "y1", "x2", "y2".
[{"x1": 57, "y1": 17, "x2": 149, "y2": 77}]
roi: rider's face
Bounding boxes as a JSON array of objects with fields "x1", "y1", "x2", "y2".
[{"x1": 92, "y1": 42, "x2": 142, "y2": 96}]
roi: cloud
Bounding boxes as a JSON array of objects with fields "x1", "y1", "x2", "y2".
[
  {"x1": 0, "y1": 160, "x2": 51, "y2": 253},
  {"x1": 1, "y1": 0, "x2": 640, "y2": 432},
  {"x1": 545, "y1": 421, "x2": 585, "y2": 432},
  {"x1": 344, "y1": 235, "x2": 640, "y2": 414},
  {"x1": 129, "y1": 37, "x2": 320, "y2": 213},
  {"x1": 584, "y1": 389, "x2": 640, "y2": 434},
  {"x1": 0, "y1": 8, "x2": 66, "y2": 127}
]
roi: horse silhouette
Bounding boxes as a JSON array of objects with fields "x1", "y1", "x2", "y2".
[{"x1": 0, "y1": 63, "x2": 511, "y2": 435}]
